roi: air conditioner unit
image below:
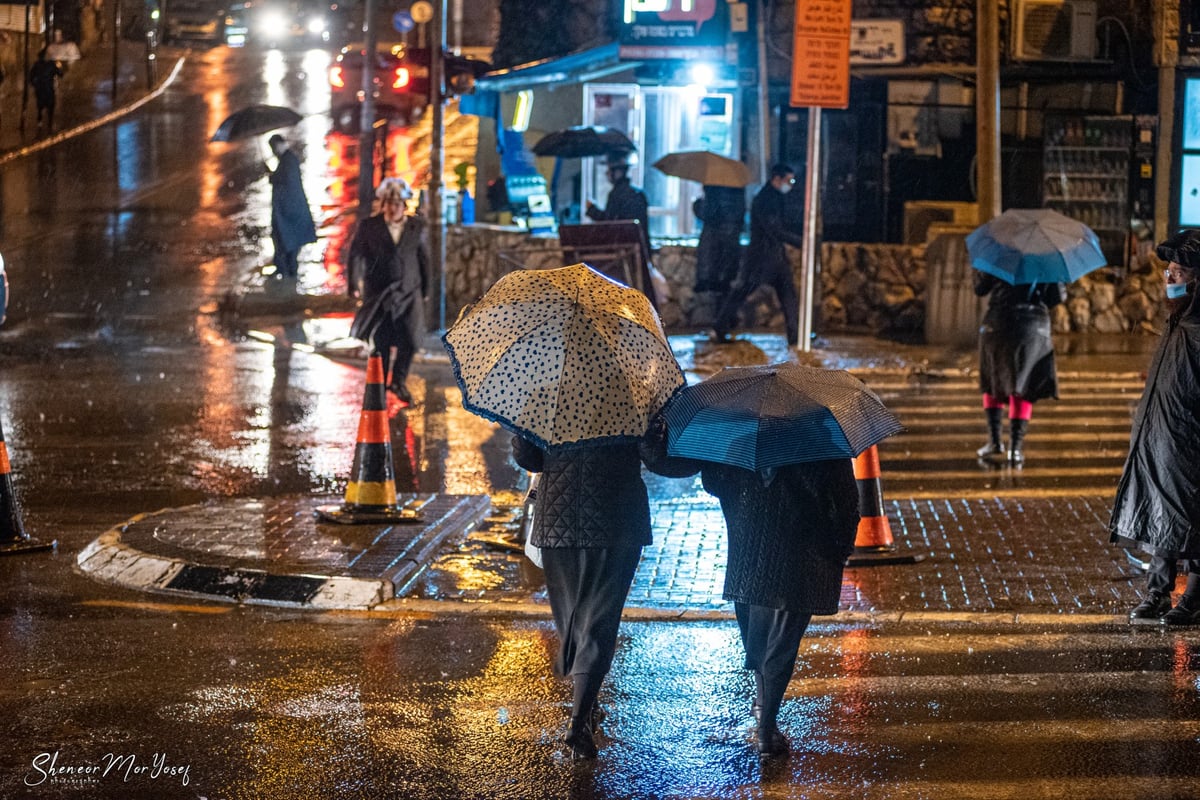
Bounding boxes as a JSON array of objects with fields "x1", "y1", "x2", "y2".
[{"x1": 1011, "y1": 0, "x2": 1097, "y2": 61}]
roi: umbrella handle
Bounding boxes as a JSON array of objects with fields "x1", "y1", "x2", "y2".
[{"x1": 550, "y1": 157, "x2": 562, "y2": 221}]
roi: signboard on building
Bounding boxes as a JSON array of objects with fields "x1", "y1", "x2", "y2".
[
  {"x1": 619, "y1": 0, "x2": 729, "y2": 61},
  {"x1": 790, "y1": 0, "x2": 852, "y2": 108},
  {"x1": 849, "y1": 19, "x2": 904, "y2": 66}
]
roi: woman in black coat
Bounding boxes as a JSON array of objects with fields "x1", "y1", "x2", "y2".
[
  {"x1": 511, "y1": 435, "x2": 656, "y2": 760},
  {"x1": 643, "y1": 421, "x2": 859, "y2": 756},
  {"x1": 974, "y1": 272, "x2": 1066, "y2": 465},
  {"x1": 1112, "y1": 230, "x2": 1200, "y2": 624},
  {"x1": 347, "y1": 178, "x2": 429, "y2": 404}
]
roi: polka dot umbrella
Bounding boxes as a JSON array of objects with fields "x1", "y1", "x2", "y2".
[{"x1": 442, "y1": 264, "x2": 685, "y2": 449}]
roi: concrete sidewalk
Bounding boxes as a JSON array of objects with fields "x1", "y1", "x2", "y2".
[{"x1": 0, "y1": 37, "x2": 183, "y2": 164}]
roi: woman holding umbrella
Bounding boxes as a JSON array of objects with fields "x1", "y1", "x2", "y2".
[
  {"x1": 973, "y1": 273, "x2": 1065, "y2": 465},
  {"x1": 965, "y1": 209, "x2": 1106, "y2": 465},
  {"x1": 443, "y1": 264, "x2": 685, "y2": 760},
  {"x1": 646, "y1": 363, "x2": 900, "y2": 756}
]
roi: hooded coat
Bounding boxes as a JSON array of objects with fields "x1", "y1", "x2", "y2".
[
  {"x1": 974, "y1": 272, "x2": 1065, "y2": 401},
  {"x1": 1109, "y1": 265, "x2": 1200, "y2": 558}
]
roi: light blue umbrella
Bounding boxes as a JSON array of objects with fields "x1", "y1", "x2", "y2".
[
  {"x1": 965, "y1": 208, "x2": 1107, "y2": 285},
  {"x1": 663, "y1": 363, "x2": 903, "y2": 470}
]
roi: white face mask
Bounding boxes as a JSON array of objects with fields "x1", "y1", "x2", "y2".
[{"x1": 777, "y1": 182, "x2": 793, "y2": 195}]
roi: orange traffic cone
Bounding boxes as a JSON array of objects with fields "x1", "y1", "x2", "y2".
[
  {"x1": 315, "y1": 354, "x2": 423, "y2": 525},
  {"x1": 846, "y1": 445, "x2": 921, "y2": 566},
  {"x1": 0, "y1": 417, "x2": 56, "y2": 555}
]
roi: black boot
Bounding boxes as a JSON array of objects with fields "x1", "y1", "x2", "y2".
[
  {"x1": 976, "y1": 407, "x2": 1007, "y2": 462},
  {"x1": 1009, "y1": 418, "x2": 1028, "y2": 465},
  {"x1": 564, "y1": 673, "x2": 602, "y2": 760}
]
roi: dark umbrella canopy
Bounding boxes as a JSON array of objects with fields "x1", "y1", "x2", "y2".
[
  {"x1": 211, "y1": 105, "x2": 304, "y2": 142},
  {"x1": 663, "y1": 363, "x2": 903, "y2": 470},
  {"x1": 532, "y1": 126, "x2": 635, "y2": 159}
]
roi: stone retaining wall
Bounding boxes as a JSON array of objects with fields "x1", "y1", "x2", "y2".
[{"x1": 445, "y1": 226, "x2": 1170, "y2": 337}]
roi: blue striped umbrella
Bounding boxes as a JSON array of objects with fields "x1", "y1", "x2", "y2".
[
  {"x1": 965, "y1": 208, "x2": 1107, "y2": 285},
  {"x1": 664, "y1": 363, "x2": 903, "y2": 470}
]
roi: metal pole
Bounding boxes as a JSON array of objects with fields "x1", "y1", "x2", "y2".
[
  {"x1": 111, "y1": 0, "x2": 120, "y2": 101},
  {"x1": 356, "y1": 0, "x2": 378, "y2": 219},
  {"x1": 20, "y1": 3, "x2": 30, "y2": 129},
  {"x1": 755, "y1": 0, "x2": 771, "y2": 180},
  {"x1": 430, "y1": 0, "x2": 446, "y2": 330},
  {"x1": 976, "y1": 0, "x2": 1001, "y2": 220},
  {"x1": 798, "y1": 107, "x2": 821, "y2": 352}
]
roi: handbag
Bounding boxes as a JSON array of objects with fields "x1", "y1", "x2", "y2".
[{"x1": 521, "y1": 474, "x2": 543, "y2": 568}]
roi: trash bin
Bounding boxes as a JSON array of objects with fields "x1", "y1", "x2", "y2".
[{"x1": 923, "y1": 224, "x2": 986, "y2": 345}]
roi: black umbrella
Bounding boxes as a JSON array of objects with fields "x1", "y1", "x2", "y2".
[
  {"x1": 531, "y1": 126, "x2": 635, "y2": 159},
  {"x1": 210, "y1": 104, "x2": 304, "y2": 143}
]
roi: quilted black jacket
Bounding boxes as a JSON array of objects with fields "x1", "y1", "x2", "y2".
[
  {"x1": 512, "y1": 436, "x2": 652, "y2": 549},
  {"x1": 702, "y1": 461, "x2": 858, "y2": 614}
]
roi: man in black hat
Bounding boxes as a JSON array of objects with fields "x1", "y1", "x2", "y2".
[
  {"x1": 1112, "y1": 229, "x2": 1200, "y2": 625},
  {"x1": 585, "y1": 151, "x2": 649, "y2": 233}
]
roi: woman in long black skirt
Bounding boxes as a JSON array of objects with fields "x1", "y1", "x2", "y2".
[{"x1": 511, "y1": 435, "x2": 658, "y2": 760}]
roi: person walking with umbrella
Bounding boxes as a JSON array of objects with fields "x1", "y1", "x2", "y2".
[
  {"x1": 965, "y1": 209, "x2": 1106, "y2": 464},
  {"x1": 972, "y1": 272, "x2": 1065, "y2": 465},
  {"x1": 267, "y1": 134, "x2": 317, "y2": 282},
  {"x1": 1111, "y1": 230, "x2": 1200, "y2": 624},
  {"x1": 347, "y1": 177, "x2": 429, "y2": 405},
  {"x1": 585, "y1": 150, "x2": 649, "y2": 234},
  {"x1": 28, "y1": 48, "x2": 62, "y2": 131},
  {"x1": 712, "y1": 164, "x2": 803, "y2": 346},
  {"x1": 443, "y1": 264, "x2": 685, "y2": 760},
  {"x1": 647, "y1": 363, "x2": 901, "y2": 755}
]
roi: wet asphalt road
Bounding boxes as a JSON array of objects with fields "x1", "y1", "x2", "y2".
[{"x1": 2, "y1": 42, "x2": 1200, "y2": 800}]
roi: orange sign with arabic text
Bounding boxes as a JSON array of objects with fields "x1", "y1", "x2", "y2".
[{"x1": 790, "y1": 0, "x2": 852, "y2": 108}]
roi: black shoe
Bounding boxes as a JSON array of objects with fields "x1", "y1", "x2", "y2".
[
  {"x1": 1009, "y1": 447, "x2": 1025, "y2": 465},
  {"x1": 710, "y1": 329, "x2": 732, "y2": 344},
  {"x1": 1165, "y1": 596, "x2": 1200, "y2": 626},
  {"x1": 755, "y1": 723, "x2": 789, "y2": 756},
  {"x1": 389, "y1": 382, "x2": 413, "y2": 405},
  {"x1": 563, "y1": 718, "x2": 597, "y2": 760},
  {"x1": 1129, "y1": 592, "x2": 1172, "y2": 622}
]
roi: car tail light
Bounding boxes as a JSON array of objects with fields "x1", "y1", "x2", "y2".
[
  {"x1": 392, "y1": 67, "x2": 410, "y2": 90},
  {"x1": 330, "y1": 65, "x2": 344, "y2": 88}
]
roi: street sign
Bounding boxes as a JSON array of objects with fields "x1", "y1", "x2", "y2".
[
  {"x1": 410, "y1": 1, "x2": 433, "y2": 23},
  {"x1": 392, "y1": 10, "x2": 414, "y2": 33},
  {"x1": 790, "y1": 0, "x2": 852, "y2": 109}
]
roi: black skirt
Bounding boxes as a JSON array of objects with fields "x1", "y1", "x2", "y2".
[{"x1": 541, "y1": 546, "x2": 641, "y2": 678}]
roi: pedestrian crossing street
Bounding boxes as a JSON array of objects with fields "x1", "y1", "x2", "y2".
[{"x1": 853, "y1": 370, "x2": 1146, "y2": 499}]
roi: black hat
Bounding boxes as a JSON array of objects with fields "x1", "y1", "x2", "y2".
[{"x1": 1157, "y1": 230, "x2": 1200, "y2": 269}]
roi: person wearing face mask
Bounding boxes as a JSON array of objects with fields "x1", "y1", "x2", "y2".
[
  {"x1": 712, "y1": 163, "x2": 803, "y2": 346},
  {"x1": 1112, "y1": 229, "x2": 1200, "y2": 624}
]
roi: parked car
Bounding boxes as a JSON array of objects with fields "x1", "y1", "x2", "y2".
[
  {"x1": 163, "y1": 0, "x2": 226, "y2": 43},
  {"x1": 329, "y1": 43, "x2": 429, "y2": 128}
]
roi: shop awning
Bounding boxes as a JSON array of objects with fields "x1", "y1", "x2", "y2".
[{"x1": 473, "y1": 42, "x2": 639, "y2": 94}]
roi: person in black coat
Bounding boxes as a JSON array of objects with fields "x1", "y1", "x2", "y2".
[
  {"x1": 693, "y1": 185, "x2": 746, "y2": 294},
  {"x1": 585, "y1": 150, "x2": 649, "y2": 234},
  {"x1": 1113, "y1": 230, "x2": 1200, "y2": 624},
  {"x1": 347, "y1": 177, "x2": 429, "y2": 404},
  {"x1": 511, "y1": 435, "x2": 658, "y2": 760},
  {"x1": 973, "y1": 273, "x2": 1066, "y2": 465},
  {"x1": 712, "y1": 164, "x2": 803, "y2": 346},
  {"x1": 28, "y1": 49, "x2": 62, "y2": 130},
  {"x1": 642, "y1": 419, "x2": 859, "y2": 756},
  {"x1": 267, "y1": 134, "x2": 318, "y2": 280}
]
